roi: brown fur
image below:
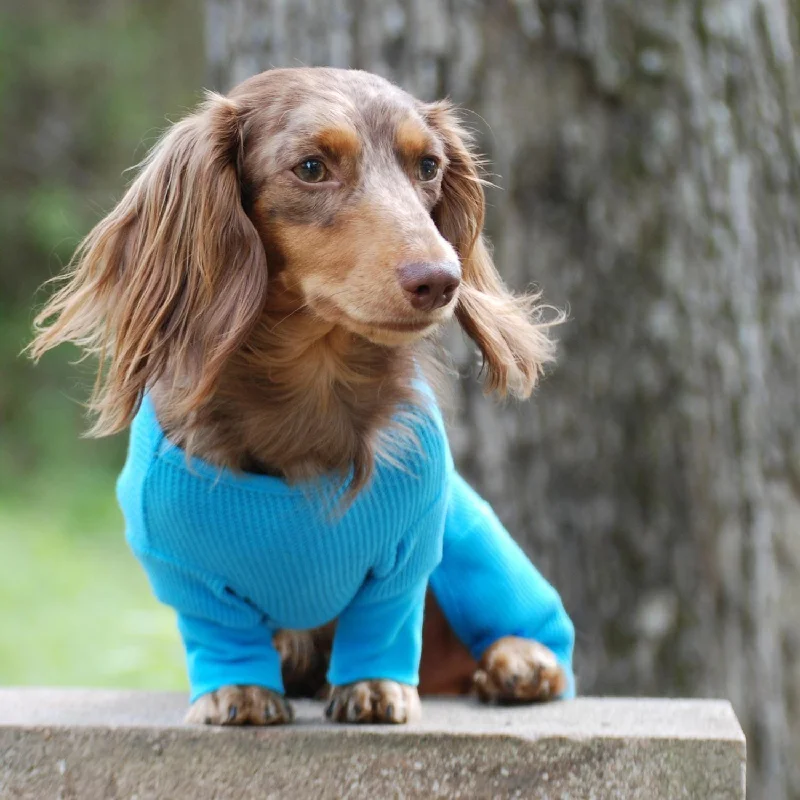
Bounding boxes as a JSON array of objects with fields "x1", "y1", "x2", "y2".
[
  {"x1": 473, "y1": 636, "x2": 567, "y2": 703},
  {"x1": 185, "y1": 684, "x2": 293, "y2": 726},
  {"x1": 418, "y1": 592, "x2": 479, "y2": 696},
  {"x1": 325, "y1": 679, "x2": 421, "y2": 724},
  {"x1": 30, "y1": 67, "x2": 558, "y2": 489}
]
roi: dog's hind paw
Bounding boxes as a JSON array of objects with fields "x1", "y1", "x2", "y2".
[
  {"x1": 473, "y1": 637, "x2": 566, "y2": 703},
  {"x1": 185, "y1": 684, "x2": 293, "y2": 726}
]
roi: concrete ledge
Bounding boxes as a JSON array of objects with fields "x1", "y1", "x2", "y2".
[{"x1": 0, "y1": 689, "x2": 745, "y2": 799}]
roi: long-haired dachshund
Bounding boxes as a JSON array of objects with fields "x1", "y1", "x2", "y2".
[{"x1": 30, "y1": 68, "x2": 574, "y2": 725}]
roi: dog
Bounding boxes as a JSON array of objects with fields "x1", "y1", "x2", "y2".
[{"x1": 30, "y1": 67, "x2": 575, "y2": 725}]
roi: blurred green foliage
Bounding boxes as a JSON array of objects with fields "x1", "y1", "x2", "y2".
[{"x1": 0, "y1": 0, "x2": 204, "y2": 688}]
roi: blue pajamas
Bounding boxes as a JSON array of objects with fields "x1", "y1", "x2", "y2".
[{"x1": 117, "y1": 393, "x2": 574, "y2": 702}]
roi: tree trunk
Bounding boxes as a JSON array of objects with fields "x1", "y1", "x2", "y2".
[{"x1": 206, "y1": 1, "x2": 800, "y2": 796}]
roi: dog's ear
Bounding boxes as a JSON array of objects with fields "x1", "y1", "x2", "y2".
[
  {"x1": 30, "y1": 92, "x2": 268, "y2": 433},
  {"x1": 425, "y1": 101, "x2": 560, "y2": 398}
]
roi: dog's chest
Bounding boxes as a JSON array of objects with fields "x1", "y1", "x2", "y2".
[
  {"x1": 119, "y1": 393, "x2": 452, "y2": 630},
  {"x1": 130, "y1": 454, "x2": 447, "y2": 630},
  {"x1": 164, "y1": 491, "x2": 396, "y2": 628}
]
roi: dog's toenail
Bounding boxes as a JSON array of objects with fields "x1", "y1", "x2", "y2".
[
  {"x1": 227, "y1": 706, "x2": 238, "y2": 721},
  {"x1": 385, "y1": 703, "x2": 394, "y2": 720},
  {"x1": 204, "y1": 716, "x2": 212, "y2": 725},
  {"x1": 325, "y1": 699, "x2": 336, "y2": 718}
]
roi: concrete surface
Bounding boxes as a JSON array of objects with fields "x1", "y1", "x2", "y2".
[{"x1": 0, "y1": 689, "x2": 745, "y2": 799}]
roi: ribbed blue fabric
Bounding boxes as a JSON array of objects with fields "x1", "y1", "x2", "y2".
[
  {"x1": 117, "y1": 393, "x2": 575, "y2": 702},
  {"x1": 434, "y1": 473, "x2": 575, "y2": 697}
]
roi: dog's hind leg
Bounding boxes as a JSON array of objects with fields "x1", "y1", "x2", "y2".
[{"x1": 274, "y1": 623, "x2": 335, "y2": 698}]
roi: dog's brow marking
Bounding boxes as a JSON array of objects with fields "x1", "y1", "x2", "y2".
[
  {"x1": 315, "y1": 125, "x2": 361, "y2": 158},
  {"x1": 395, "y1": 117, "x2": 434, "y2": 156}
]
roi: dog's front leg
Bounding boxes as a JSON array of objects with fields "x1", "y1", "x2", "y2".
[
  {"x1": 274, "y1": 623, "x2": 335, "y2": 698},
  {"x1": 177, "y1": 613, "x2": 293, "y2": 726},
  {"x1": 324, "y1": 582, "x2": 426, "y2": 724},
  {"x1": 430, "y1": 472, "x2": 576, "y2": 701}
]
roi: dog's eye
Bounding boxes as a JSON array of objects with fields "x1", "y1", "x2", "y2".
[
  {"x1": 418, "y1": 157, "x2": 440, "y2": 181},
  {"x1": 293, "y1": 159, "x2": 329, "y2": 183}
]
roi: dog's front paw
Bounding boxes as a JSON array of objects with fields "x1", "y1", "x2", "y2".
[
  {"x1": 325, "y1": 680, "x2": 421, "y2": 724},
  {"x1": 473, "y1": 637, "x2": 566, "y2": 703},
  {"x1": 185, "y1": 685, "x2": 294, "y2": 726}
]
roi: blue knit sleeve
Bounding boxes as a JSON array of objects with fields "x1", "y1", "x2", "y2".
[
  {"x1": 430, "y1": 472, "x2": 576, "y2": 697},
  {"x1": 327, "y1": 500, "x2": 445, "y2": 687},
  {"x1": 135, "y1": 548, "x2": 284, "y2": 702},
  {"x1": 327, "y1": 579, "x2": 428, "y2": 687}
]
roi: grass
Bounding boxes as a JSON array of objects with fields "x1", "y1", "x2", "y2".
[
  {"x1": 0, "y1": 313, "x2": 186, "y2": 691},
  {"x1": 0, "y1": 464, "x2": 186, "y2": 691}
]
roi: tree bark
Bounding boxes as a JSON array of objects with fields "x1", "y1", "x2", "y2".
[{"x1": 206, "y1": 1, "x2": 800, "y2": 796}]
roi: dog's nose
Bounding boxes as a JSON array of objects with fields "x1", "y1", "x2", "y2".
[{"x1": 397, "y1": 261, "x2": 461, "y2": 312}]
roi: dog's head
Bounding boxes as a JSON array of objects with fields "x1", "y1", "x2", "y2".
[
  {"x1": 238, "y1": 70, "x2": 461, "y2": 346},
  {"x1": 31, "y1": 68, "x2": 557, "y2": 433}
]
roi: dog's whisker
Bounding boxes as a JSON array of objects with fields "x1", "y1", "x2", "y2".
[{"x1": 269, "y1": 302, "x2": 311, "y2": 331}]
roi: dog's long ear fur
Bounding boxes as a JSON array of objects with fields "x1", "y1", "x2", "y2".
[
  {"x1": 426, "y1": 101, "x2": 561, "y2": 398},
  {"x1": 30, "y1": 92, "x2": 267, "y2": 434}
]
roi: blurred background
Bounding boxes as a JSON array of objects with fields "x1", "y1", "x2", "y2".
[{"x1": 1, "y1": 1, "x2": 798, "y2": 797}]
